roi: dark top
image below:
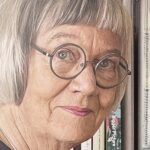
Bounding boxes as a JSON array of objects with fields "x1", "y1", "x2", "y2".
[{"x1": 0, "y1": 141, "x2": 11, "y2": 150}]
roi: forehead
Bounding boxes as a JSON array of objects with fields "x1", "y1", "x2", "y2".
[{"x1": 35, "y1": 25, "x2": 122, "y2": 56}]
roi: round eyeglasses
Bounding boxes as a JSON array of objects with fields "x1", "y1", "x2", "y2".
[{"x1": 32, "y1": 43, "x2": 131, "y2": 89}]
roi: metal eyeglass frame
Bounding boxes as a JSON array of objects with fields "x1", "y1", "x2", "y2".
[{"x1": 31, "y1": 42, "x2": 131, "y2": 89}]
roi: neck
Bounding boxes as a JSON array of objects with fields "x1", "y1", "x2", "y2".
[{"x1": 0, "y1": 104, "x2": 73, "y2": 150}]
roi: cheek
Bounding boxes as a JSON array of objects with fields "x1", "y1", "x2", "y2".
[
  {"x1": 32, "y1": 74, "x2": 68, "y2": 99},
  {"x1": 98, "y1": 88, "x2": 116, "y2": 109},
  {"x1": 95, "y1": 88, "x2": 116, "y2": 128},
  {"x1": 27, "y1": 53, "x2": 70, "y2": 99},
  {"x1": 47, "y1": 108, "x2": 96, "y2": 143}
]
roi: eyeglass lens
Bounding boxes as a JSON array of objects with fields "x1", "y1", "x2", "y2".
[
  {"x1": 95, "y1": 55, "x2": 128, "y2": 88},
  {"x1": 51, "y1": 45, "x2": 85, "y2": 79}
]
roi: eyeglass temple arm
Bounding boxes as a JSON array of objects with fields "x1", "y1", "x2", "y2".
[
  {"x1": 31, "y1": 43, "x2": 52, "y2": 57},
  {"x1": 119, "y1": 62, "x2": 131, "y2": 75}
]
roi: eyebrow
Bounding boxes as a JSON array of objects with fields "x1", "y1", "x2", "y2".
[
  {"x1": 99, "y1": 48, "x2": 121, "y2": 57},
  {"x1": 106, "y1": 49, "x2": 121, "y2": 54},
  {"x1": 49, "y1": 32, "x2": 77, "y2": 41}
]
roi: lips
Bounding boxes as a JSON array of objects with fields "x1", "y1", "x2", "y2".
[{"x1": 59, "y1": 106, "x2": 92, "y2": 117}]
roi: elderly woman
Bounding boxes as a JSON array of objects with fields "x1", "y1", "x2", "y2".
[{"x1": 0, "y1": 0, "x2": 131, "y2": 150}]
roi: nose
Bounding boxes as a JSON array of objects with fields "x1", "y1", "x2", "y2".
[{"x1": 69, "y1": 64, "x2": 97, "y2": 96}]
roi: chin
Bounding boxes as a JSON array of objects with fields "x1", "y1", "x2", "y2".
[
  {"x1": 49, "y1": 125, "x2": 94, "y2": 145},
  {"x1": 48, "y1": 108, "x2": 96, "y2": 143}
]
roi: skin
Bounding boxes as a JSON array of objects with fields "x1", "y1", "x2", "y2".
[{"x1": 0, "y1": 25, "x2": 122, "y2": 150}]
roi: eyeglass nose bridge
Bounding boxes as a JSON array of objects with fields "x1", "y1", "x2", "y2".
[{"x1": 80, "y1": 60, "x2": 99, "y2": 76}]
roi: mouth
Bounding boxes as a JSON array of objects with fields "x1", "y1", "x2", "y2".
[{"x1": 59, "y1": 106, "x2": 93, "y2": 117}]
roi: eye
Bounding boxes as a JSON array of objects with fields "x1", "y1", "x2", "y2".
[
  {"x1": 57, "y1": 50, "x2": 69, "y2": 59},
  {"x1": 57, "y1": 49, "x2": 75, "y2": 62},
  {"x1": 99, "y1": 59, "x2": 115, "y2": 69}
]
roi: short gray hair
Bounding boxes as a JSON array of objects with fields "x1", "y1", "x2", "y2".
[{"x1": 0, "y1": 0, "x2": 132, "y2": 104}]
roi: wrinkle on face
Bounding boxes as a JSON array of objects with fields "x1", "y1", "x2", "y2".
[{"x1": 22, "y1": 24, "x2": 122, "y2": 144}]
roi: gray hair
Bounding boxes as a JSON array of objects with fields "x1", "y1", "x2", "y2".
[{"x1": 0, "y1": 0, "x2": 132, "y2": 104}]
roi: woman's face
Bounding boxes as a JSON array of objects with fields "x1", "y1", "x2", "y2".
[{"x1": 20, "y1": 25, "x2": 121, "y2": 143}]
